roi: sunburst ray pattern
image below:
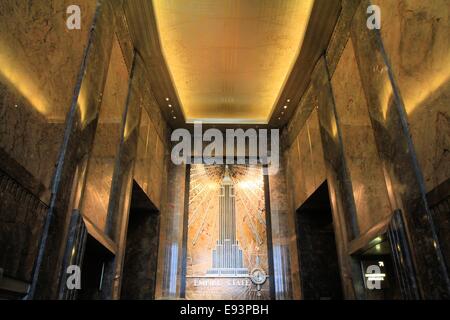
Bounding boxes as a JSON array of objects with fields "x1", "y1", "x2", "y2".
[{"x1": 186, "y1": 164, "x2": 270, "y2": 299}]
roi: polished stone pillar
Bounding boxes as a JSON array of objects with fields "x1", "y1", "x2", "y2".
[
  {"x1": 326, "y1": 0, "x2": 362, "y2": 77},
  {"x1": 104, "y1": 54, "x2": 145, "y2": 299},
  {"x1": 267, "y1": 164, "x2": 294, "y2": 300},
  {"x1": 312, "y1": 56, "x2": 359, "y2": 299},
  {"x1": 156, "y1": 162, "x2": 187, "y2": 299},
  {"x1": 263, "y1": 168, "x2": 276, "y2": 300},
  {"x1": 179, "y1": 165, "x2": 191, "y2": 298},
  {"x1": 57, "y1": 211, "x2": 87, "y2": 300},
  {"x1": 350, "y1": 0, "x2": 450, "y2": 298}
]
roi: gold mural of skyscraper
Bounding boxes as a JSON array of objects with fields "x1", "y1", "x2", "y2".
[
  {"x1": 186, "y1": 164, "x2": 269, "y2": 300},
  {"x1": 207, "y1": 166, "x2": 248, "y2": 276}
]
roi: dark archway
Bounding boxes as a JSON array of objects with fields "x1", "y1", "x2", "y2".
[
  {"x1": 121, "y1": 181, "x2": 160, "y2": 300},
  {"x1": 295, "y1": 181, "x2": 343, "y2": 299}
]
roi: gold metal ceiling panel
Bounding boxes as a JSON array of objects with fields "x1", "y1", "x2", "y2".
[{"x1": 153, "y1": 0, "x2": 314, "y2": 124}]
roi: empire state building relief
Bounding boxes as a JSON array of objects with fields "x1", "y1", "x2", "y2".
[{"x1": 186, "y1": 165, "x2": 270, "y2": 300}]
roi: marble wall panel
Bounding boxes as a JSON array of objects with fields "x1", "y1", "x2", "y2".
[
  {"x1": 134, "y1": 115, "x2": 167, "y2": 210},
  {"x1": 283, "y1": 105, "x2": 329, "y2": 299},
  {"x1": 134, "y1": 108, "x2": 151, "y2": 192},
  {"x1": 0, "y1": 83, "x2": 65, "y2": 203},
  {"x1": 298, "y1": 124, "x2": 316, "y2": 199},
  {"x1": 274, "y1": 0, "x2": 449, "y2": 300},
  {"x1": 282, "y1": 150, "x2": 302, "y2": 300},
  {"x1": 312, "y1": 57, "x2": 359, "y2": 298},
  {"x1": 0, "y1": 0, "x2": 96, "y2": 197},
  {"x1": 308, "y1": 110, "x2": 327, "y2": 187},
  {"x1": 0, "y1": 0, "x2": 172, "y2": 300},
  {"x1": 331, "y1": 39, "x2": 392, "y2": 234},
  {"x1": 351, "y1": 0, "x2": 450, "y2": 298},
  {"x1": 285, "y1": 85, "x2": 316, "y2": 147},
  {"x1": 268, "y1": 164, "x2": 295, "y2": 300},
  {"x1": 0, "y1": 170, "x2": 48, "y2": 283},
  {"x1": 155, "y1": 163, "x2": 187, "y2": 299},
  {"x1": 133, "y1": 78, "x2": 170, "y2": 212},
  {"x1": 106, "y1": 56, "x2": 143, "y2": 298},
  {"x1": 121, "y1": 62, "x2": 171, "y2": 299},
  {"x1": 287, "y1": 108, "x2": 328, "y2": 211},
  {"x1": 372, "y1": 0, "x2": 450, "y2": 193},
  {"x1": 282, "y1": 99, "x2": 332, "y2": 300},
  {"x1": 81, "y1": 36, "x2": 129, "y2": 232},
  {"x1": 30, "y1": 1, "x2": 118, "y2": 299},
  {"x1": 288, "y1": 138, "x2": 305, "y2": 208}
]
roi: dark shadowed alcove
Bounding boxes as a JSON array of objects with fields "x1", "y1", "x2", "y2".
[
  {"x1": 295, "y1": 181, "x2": 343, "y2": 299},
  {"x1": 77, "y1": 234, "x2": 114, "y2": 300},
  {"x1": 121, "y1": 181, "x2": 160, "y2": 300}
]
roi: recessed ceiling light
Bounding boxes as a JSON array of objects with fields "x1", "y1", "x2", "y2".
[
  {"x1": 287, "y1": 99, "x2": 291, "y2": 103},
  {"x1": 283, "y1": 105, "x2": 288, "y2": 109},
  {"x1": 173, "y1": 116, "x2": 177, "y2": 120},
  {"x1": 166, "y1": 97, "x2": 170, "y2": 101},
  {"x1": 281, "y1": 112, "x2": 284, "y2": 115},
  {"x1": 168, "y1": 104, "x2": 172, "y2": 108},
  {"x1": 278, "y1": 117, "x2": 281, "y2": 120}
]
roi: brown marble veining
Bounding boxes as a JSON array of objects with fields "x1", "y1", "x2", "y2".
[
  {"x1": 312, "y1": 57, "x2": 359, "y2": 299},
  {"x1": 155, "y1": 163, "x2": 187, "y2": 299},
  {"x1": 81, "y1": 36, "x2": 129, "y2": 232},
  {"x1": 30, "y1": 1, "x2": 118, "y2": 299},
  {"x1": 0, "y1": 0, "x2": 96, "y2": 199},
  {"x1": 351, "y1": 0, "x2": 450, "y2": 298},
  {"x1": 268, "y1": 164, "x2": 295, "y2": 299},
  {"x1": 1, "y1": 0, "x2": 449, "y2": 302},
  {"x1": 373, "y1": 0, "x2": 450, "y2": 193},
  {"x1": 331, "y1": 39, "x2": 392, "y2": 235}
]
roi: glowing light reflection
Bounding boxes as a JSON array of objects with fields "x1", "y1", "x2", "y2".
[{"x1": 0, "y1": 43, "x2": 48, "y2": 116}]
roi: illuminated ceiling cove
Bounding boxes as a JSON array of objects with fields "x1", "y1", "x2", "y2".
[{"x1": 153, "y1": 0, "x2": 314, "y2": 124}]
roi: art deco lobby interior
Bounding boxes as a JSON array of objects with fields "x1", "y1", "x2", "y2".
[{"x1": 0, "y1": 0, "x2": 449, "y2": 300}]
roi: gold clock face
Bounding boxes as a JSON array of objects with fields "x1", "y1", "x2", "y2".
[{"x1": 250, "y1": 268, "x2": 267, "y2": 285}]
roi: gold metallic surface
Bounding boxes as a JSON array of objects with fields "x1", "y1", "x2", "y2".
[
  {"x1": 153, "y1": 0, "x2": 314, "y2": 124},
  {"x1": 186, "y1": 164, "x2": 269, "y2": 299}
]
